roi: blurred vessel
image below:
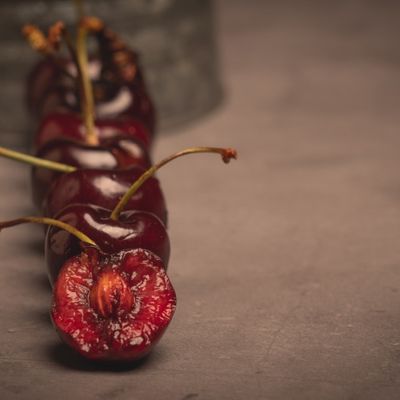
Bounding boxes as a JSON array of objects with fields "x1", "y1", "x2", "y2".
[{"x1": 0, "y1": 0, "x2": 222, "y2": 146}]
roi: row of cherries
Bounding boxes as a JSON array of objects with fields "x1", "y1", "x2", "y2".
[{"x1": 0, "y1": 13, "x2": 235, "y2": 363}]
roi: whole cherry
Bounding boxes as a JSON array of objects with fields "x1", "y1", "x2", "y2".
[
  {"x1": 0, "y1": 214, "x2": 174, "y2": 362},
  {"x1": 23, "y1": 19, "x2": 156, "y2": 134},
  {"x1": 45, "y1": 204, "x2": 170, "y2": 284},
  {"x1": 32, "y1": 136, "x2": 151, "y2": 209},
  {"x1": 34, "y1": 112, "x2": 151, "y2": 150},
  {"x1": 43, "y1": 166, "x2": 167, "y2": 224}
]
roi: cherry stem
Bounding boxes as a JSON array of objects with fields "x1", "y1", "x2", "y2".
[
  {"x1": 0, "y1": 146, "x2": 76, "y2": 173},
  {"x1": 0, "y1": 217, "x2": 98, "y2": 248},
  {"x1": 110, "y1": 146, "x2": 237, "y2": 221},
  {"x1": 76, "y1": 20, "x2": 98, "y2": 146}
]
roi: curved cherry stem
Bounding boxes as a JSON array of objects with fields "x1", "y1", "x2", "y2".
[
  {"x1": 0, "y1": 217, "x2": 98, "y2": 248},
  {"x1": 0, "y1": 146, "x2": 75, "y2": 173},
  {"x1": 110, "y1": 146, "x2": 237, "y2": 221}
]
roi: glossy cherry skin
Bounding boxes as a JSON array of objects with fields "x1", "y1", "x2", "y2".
[
  {"x1": 51, "y1": 247, "x2": 176, "y2": 361},
  {"x1": 26, "y1": 57, "x2": 68, "y2": 116},
  {"x1": 43, "y1": 166, "x2": 167, "y2": 225},
  {"x1": 45, "y1": 204, "x2": 170, "y2": 285},
  {"x1": 31, "y1": 136, "x2": 151, "y2": 209},
  {"x1": 28, "y1": 56, "x2": 155, "y2": 134},
  {"x1": 34, "y1": 112, "x2": 151, "y2": 150},
  {"x1": 39, "y1": 77, "x2": 155, "y2": 134}
]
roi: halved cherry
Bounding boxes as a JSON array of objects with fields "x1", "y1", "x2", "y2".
[{"x1": 51, "y1": 247, "x2": 176, "y2": 361}]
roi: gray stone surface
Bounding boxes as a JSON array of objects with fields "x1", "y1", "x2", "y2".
[{"x1": 2, "y1": 1, "x2": 400, "y2": 399}]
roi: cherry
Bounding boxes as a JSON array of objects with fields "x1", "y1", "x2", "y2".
[
  {"x1": 34, "y1": 112, "x2": 151, "y2": 150},
  {"x1": 51, "y1": 247, "x2": 176, "y2": 361},
  {"x1": 44, "y1": 204, "x2": 169, "y2": 284},
  {"x1": 37, "y1": 69, "x2": 155, "y2": 134},
  {"x1": 32, "y1": 136, "x2": 151, "y2": 209},
  {"x1": 26, "y1": 56, "x2": 69, "y2": 116},
  {"x1": 43, "y1": 166, "x2": 167, "y2": 224},
  {"x1": 24, "y1": 19, "x2": 155, "y2": 134}
]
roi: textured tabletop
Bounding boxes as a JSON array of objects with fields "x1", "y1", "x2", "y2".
[{"x1": 2, "y1": 1, "x2": 400, "y2": 399}]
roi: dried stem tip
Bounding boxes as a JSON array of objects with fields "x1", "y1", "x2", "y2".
[
  {"x1": 221, "y1": 148, "x2": 237, "y2": 163},
  {"x1": 22, "y1": 21, "x2": 65, "y2": 55},
  {"x1": 80, "y1": 16, "x2": 105, "y2": 32},
  {"x1": 111, "y1": 146, "x2": 238, "y2": 221}
]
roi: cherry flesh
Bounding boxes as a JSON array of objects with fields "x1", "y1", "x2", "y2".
[
  {"x1": 45, "y1": 204, "x2": 170, "y2": 285},
  {"x1": 52, "y1": 247, "x2": 176, "y2": 361},
  {"x1": 32, "y1": 136, "x2": 151, "y2": 209},
  {"x1": 34, "y1": 112, "x2": 151, "y2": 150},
  {"x1": 43, "y1": 166, "x2": 167, "y2": 224}
]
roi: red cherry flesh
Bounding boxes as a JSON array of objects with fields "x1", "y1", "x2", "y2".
[
  {"x1": 51, "y1": 247, "x2": 176, "y2": 361},
  {"x1": 26, "y1": 57, "x2": 68, "y2": 115}
]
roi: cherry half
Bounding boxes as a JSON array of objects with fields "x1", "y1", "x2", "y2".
[{"x1": 52, "y1": 247, "x2": 176, "y2": 362}]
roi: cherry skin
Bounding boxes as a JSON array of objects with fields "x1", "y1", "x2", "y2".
[
  {"x1": 34, "y1": 112, "x2": 152, "y2": 150},
  {"x1": 45, "y1": 204, "x2": 170, "y2": 285},
  {"x1": 31, "y1": 136, "x2": 151, "y2": 209},
  {"x1": 26, "y1": 57, "x2": 69, "y2": 116},
  {"x1": 27, "y1": 55, "x2": 156, "y2": 135},
  {"x1": 39, "y1": 76, "x2": 155, "y2": 134},
  {"x1": 51, "y1": 247, "x2": 176, "y2": 361},
  {"x1": 43, "y1": 166, "x2": 167, "y2": 225}
]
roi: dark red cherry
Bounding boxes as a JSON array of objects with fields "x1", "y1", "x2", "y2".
[
  {"x1": 45, "y1": 204, "x2": 170, "y2": 285},
  {"x1": 26, "y1": 57, "x2": 69, "y2": 116},
  {"x1": 31, "y1": 136, "x2": 151, "y2": 209},
  {"x1": 39, "y1": 78, "x2": 156, "y2": 134},
  {"x1": 43, "y1": 166, "x2": 167, "y2": 225},
  {"x1": 28, "y1": 55, "x2": 155, "y2": 134},
  {"x1": 51, "y1": 247, "x2": 176, "y2": 361},
  {"x1": 34, "y1": 112, "x2": 151, "y2": 149}
]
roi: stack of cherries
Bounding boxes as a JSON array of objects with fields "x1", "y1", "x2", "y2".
[{"x1": 0, "y1": 13, "x2": 236, "y2": 363}]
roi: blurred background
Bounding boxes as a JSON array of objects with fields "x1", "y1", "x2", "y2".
[{"x1": 0, "y1": 0, "x2": 222, "y2": 145}]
